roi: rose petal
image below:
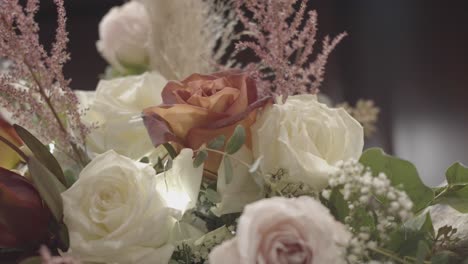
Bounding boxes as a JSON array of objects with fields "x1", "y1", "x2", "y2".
[{"x1": 143, "y1": 104, "x2": 228, "y2": 147}]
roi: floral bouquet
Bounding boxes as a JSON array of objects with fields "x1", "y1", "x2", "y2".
[{"x1": 0, "y1": 0, "x2": 467, "y2": 263}]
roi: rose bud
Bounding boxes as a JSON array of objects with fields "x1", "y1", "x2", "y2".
[{"x1": 97, "y1": 1, "x2": 150, "y2": 74}]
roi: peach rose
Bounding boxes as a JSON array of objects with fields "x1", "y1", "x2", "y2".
[{"x1": 143, "y1": 71, "x2": 270, "y2": 174}]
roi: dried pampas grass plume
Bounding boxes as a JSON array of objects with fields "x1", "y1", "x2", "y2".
[{"x1": 140, "y1": 0, "x2": 239, "y2": 80}]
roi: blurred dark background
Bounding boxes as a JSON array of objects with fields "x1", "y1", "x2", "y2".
[{"x1": 35, "y1": 0, "x2": 468, "y2": 186}]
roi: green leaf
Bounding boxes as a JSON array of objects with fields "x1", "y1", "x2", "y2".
[
  {"x1": 14, "y1": 125, "x2": 66, "y2": 186},
  {"x1": 50, "y1": 219, "x2": 70, "y2": 251},
  {"x1": 193, "y1": 150, "x2": 208, "y2": 168},
  {"x1": 388, "y1": 213, "x2": 435, "y2": 257},
  {"x1": 207, "y1": 135, "x2": 226, "y2": 150},
  {"x1": 404, "y1": 212, "x2": 435, "y2": 237},
  {"x1": 360, "y1": 148, "x2": 434, "y2": 212},
  {"x1": 163, "y1": 143, "x2": 177, "y2": 159},
  {"x1": 225, "y1": 125, "x2": 246, "y2": 155},
  {"x1": 64, "y1": 169, "x2": 77, "y2": 187},
  {"x1": 328, "y1": 189, "x2": 349, "y2": 222},
  {"x1": 205, "y1": 189, "x2": 221, "y2": 204},
  {"x1": 224, "y1": 156, "x2": 233, "y2": 184},
  {"x1": 446, "y1": 162, "x2": 468, "y2": 186},
  {"x1": 139, "y1": 157, "x2": 150, "y2": 164},
  {"x1": 435, "y1": 185, "x2": 468, "y2": 213},
  {"x1": 431, "y1": 251, "x2": 459, "y2": 264},
  {"x1": 28, "y1": 157, "x2": 66, "y2": 222},
  {"x1": 416, "y1": 240, "x2": 431, "y2": 264}
]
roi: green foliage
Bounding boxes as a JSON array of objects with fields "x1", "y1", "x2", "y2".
[
  {"x1": 446, "y1": 162, "x2": 468, "y2": 186},
  {"x1": 387, "y1": 213, "x2": 435, "y2": 257},
  {"x1": 225, "y1": 125, "x2": 246, "y2": 155},
  {"x1": 193, "y1": 150, "x2": 208, "y2": 168},
  {"x1": 223, "y1": 156, "x2": 233, "y2": 184},
  {"x1": 360, "y1": 148, "x2": 434, "y2": 212},
  {"x1": 431, "y1": 162, "x2": 468, "y2": 213},
  {"x1": 204, "y1": 189, "x2": 221, "y2": 204},
  {"x1": 326, "y1": 189, "x2": 349, "y2": 222},
  {"x1": 63, "y1": 169, "x2": 77, "y2": 187},
  {"x1": 28, "y1": 157, "x2": 65, "y2": 222},
  {"x1": 14, "y1": 124, "x2": 66, "y2": 186},
  {"x1": 139, "y1": 156, "x2": 150, "y2": 163},
  {"x1": 207, "y1": 135, "x2": 226, "y2": 150},
  {"x1": 431, "y1": 250, "x2": 460, "y2": 264},
  {"x1": 435, "y1": 186, "x2": 468, "y2": 213},
  {"x1": 163, "y1": 143, "x2": 178, "y2": 159}
]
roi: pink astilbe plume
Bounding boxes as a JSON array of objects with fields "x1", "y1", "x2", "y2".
[
  {"x1": 0, "y1": 0, "x2": 89, "y2": 165},
  {"x1": 234, "y1": 0, "x2": 347, "y2": 97}
]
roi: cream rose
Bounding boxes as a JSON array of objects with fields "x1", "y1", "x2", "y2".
[
  {"x1": 209, "y1": 196, "x2": 349, "y2": 264},
  {"x1": 83, "y1": 71, "x2": 167, "y2": 160},
  {"x1": 252, "y1": 95, "x2": 364, "y2": 190},
  {"x1": 61, "y1": 150, "x2": 175, "y2": 264},
  {"x1": 97, "y1": 1, "x2": 150, "y2": 73}
]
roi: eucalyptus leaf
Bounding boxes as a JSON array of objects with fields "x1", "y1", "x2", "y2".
[
  {"x1": 193, "y1": 150, "x2": 208, "y2": 168},
  {"x1": 446, "y1": 162, "x2": 468, "y2": 186},
  {"x1": 225, "y1": 125, "x2": 246, "y2": 155},
  {"x1": 207, "y1": 135, "x2": 226, "y2": 150},
  {"x1": 28, "y1": 157, "x2": 66, "y2": 221},
  {"x1": 360, "y1": 148, "x2": 434, "y2": 212},
  {"x1": 205, "y1": 189, "x2": 221, "y2": 204},
  {"x1": 224, "y1": 156, "x2": 233, "y2": 184},
  {"x1": 14, "y1": 125, "x2": 66, "y2": 186}
]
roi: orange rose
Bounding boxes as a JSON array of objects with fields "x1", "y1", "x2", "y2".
[
  {"x1": 0, "y1": 117, "x2": 23, "y2": 170},
  {"x1": 143, "y1": 71, "x2": 270, "y2": 176}
]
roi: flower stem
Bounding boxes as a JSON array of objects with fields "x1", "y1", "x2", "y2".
[
  {"x1": 24, "y1": 62, "x2": 86, "y2": 167},
  {"x1": 204, "y1": 148, "x2": 252, "y2": 169}
]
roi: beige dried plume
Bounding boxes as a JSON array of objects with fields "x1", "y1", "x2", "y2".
[{"x1": 140, "y1": 0, "x2": 238, "y2": 80}]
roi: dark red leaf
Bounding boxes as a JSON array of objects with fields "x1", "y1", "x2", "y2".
[{"x1": 0, "y1": 167, "x2": 50, "y2": 248}]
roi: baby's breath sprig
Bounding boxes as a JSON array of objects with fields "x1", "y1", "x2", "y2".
[{"x1": 322, "y1": 160, "x2": 414, "y2": 262}]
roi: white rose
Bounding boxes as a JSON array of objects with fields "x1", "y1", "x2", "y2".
[
  {"x1": 252, "y1": 94, "x2": 364, "y2": 190},
  {"x1": 209, "y1": 196, "x2": 350, "y2": 264},
  {"x1": 97, "y1": 1, "x2": 150, "y2": 73},
  {"x1": 62, "y1": 150, "x2": 175, "y2": 264},
  {"x1": 83, "y1": 71, "x2": 167, "y2": 160}
]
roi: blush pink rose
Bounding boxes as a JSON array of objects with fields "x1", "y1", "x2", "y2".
[{"x1": 209, "y1": 196, "x2": 349, "y2": 264}]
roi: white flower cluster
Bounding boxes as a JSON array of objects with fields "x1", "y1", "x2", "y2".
[{"x1": 322, "y1": 160, "x2": 413, "y2": 263}]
